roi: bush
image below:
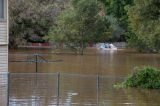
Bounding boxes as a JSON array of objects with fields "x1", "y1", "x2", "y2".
[{"x1": 114, "y1": 67, "x2": 160, "y2": 89}]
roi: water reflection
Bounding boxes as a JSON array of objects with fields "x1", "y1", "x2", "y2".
[
  {"x1": 9, "y1": 73, "x2": 57, "y2": 106},
  {"x1": 6, "y1": 73, "x2": 160, "y2": 106}
]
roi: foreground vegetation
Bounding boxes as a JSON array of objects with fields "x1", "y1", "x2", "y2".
[{"x1": 114, "y1": 67, "x2": 160, "y2": 89}]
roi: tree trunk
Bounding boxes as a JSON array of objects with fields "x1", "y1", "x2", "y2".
[
  {"x1": 80, "y1": 34, "x2": 84, "y2": 55},
  {"x1": 81, "y1": 42, "x2": 84, "y2": 55}
]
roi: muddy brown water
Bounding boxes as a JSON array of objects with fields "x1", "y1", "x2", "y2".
[
  {"x1": 1, "y1": 48, "x2": 160, "y2": 106},
  {"x1": 9, "y1": 48, "x2": 160, "y2": 76}
]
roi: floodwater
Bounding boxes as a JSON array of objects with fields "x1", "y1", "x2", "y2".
[
  {"x1": 8, "y1": 73, "x2": 160, "y2": 106},
  {"x1": 1, "y1": 48, "x2": 160, "y2": 106},
  {"x1": 9, "y1": 48, "x2": 160, "y2": 76}
]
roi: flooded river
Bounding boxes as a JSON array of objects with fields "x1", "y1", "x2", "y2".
[{"x1": 1, "y1": 48, "x2": 160, "y2": 106}]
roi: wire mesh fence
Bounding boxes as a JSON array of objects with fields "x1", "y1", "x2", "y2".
[{"x1": 0, "y1": 73, "x2": 159, "y2": 106}]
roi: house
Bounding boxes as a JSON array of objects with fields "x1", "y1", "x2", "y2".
[{"x1": 0, "y1": 0, "x2": 8, "y2": 73}]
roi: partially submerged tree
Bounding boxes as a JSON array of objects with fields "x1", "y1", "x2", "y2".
[
  {"x1": 47, "y1": 0, "x2": 109, "y2": 55},
  {"x1": 114, "y1": 67, "x2": 160, "y2": 89}
]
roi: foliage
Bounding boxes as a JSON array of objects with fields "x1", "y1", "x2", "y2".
[
  {"x1": 127, "y1": 0, "x2": 160, "y2": 52},
  {"x1": 100, "y1": 0, "x2": 133, "y2": 41},
  {"x1": 114, "y1": 67, "x2": 160, "y2": 89},
  {"x1": 47, "y1": 0, "x2": 109, "y2": 54},
  {"x1": 9, "y1": 0, "x2": 67, "y2": 47}
]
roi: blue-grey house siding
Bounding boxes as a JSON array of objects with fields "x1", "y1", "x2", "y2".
[
  {"x1": 0, "y1": 0, "x2": 8, "y2": 73},
  {"x1": 0, "y1": 0, "x2": 8, "y2": 105}
]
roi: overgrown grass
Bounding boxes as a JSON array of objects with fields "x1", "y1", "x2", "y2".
[{"x1": 114, "y1": 67, "x2": 160, "y2": 89}]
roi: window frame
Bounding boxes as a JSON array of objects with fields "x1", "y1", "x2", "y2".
[{"x1": 0, "y1": 0, "x2": 5, "y2": 21}]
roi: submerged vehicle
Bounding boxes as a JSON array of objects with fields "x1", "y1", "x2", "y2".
[{"x1": 97, "y1": 43, "x2": 118, "y2": 50}]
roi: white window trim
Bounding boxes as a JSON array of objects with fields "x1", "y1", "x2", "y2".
[{"x1": 0, "y1": 0, "x2": 6, "y2": 21}]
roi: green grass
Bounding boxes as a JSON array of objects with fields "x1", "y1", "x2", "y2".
[{"x1": 114, "y1": 67, "x2": 160, "y2": 89}]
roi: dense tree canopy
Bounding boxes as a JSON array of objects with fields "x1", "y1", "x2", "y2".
[
  {"x1": 9, "y1": 0, "x2": 160, "y2": 53},
  {"x1": 9, "y1": 0, "x2": 67, "y2": 47},
  {"x1": 100, "y1": 0, "x2": 133, "y2": 41},
  {"x1": 47, "y1": 0, "x2": 109, "y2": 54},
  {"x1": 127, "y1": 0, "x2": 160, "y2": 52}
]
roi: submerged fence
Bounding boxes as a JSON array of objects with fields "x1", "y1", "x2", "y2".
[
  {"x1": 1, "y1": 72, "x2": 159, "y2": 106},
  {"x1": 0, "y1": 73, "x2": 127, "y2": 106}
]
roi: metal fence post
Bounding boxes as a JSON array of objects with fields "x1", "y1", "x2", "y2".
[
  {"x1": 97, "y1": 75, "x2": 100, "y2": 106},
  {"x1": 35, "y1": 54, "x2": 38, "y2": 73},
  {"x1": 7, "y1": 73, "x2": 10, "y2": 106},
  {"x1": 57, "y1": 72, "x2": 60, "y2": 106}
]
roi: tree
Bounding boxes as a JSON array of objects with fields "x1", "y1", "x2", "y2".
[
  {"x1": 100, "y1": 0, "x2": 133, "y2": 41},
  {"x1": 9, "y1": 0, "x2": 67, "y2": 48},
  {"x1": 127, "y1": 0, "x2": 160, "y2": 52},
  {"x1": 47, "y1": 0, "x2": 109, "y2": 55}
]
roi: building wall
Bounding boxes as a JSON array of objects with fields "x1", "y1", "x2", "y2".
[
  {"x1": 0, "y1": 45, "x2": 8, "y2": 72},
  {"x1": 0, "y1": 0, "x2": 8, "y2": 73},
  {"x1": 0, "y1": 21, "x2": 8, "y2": 44},
  {"x1": 0, "y1": 1, "x2": 8, "y2": 106}
]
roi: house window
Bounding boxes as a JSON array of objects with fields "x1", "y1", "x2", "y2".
[{"x1": 0, "y1": 0, "x2": 4, "y2": 19}]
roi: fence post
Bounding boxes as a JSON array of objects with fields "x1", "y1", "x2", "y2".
[
  {"x1": 57, "y1": 72, "x2": 60, "y2": 106},
  {"x1": 97, "y1": 75, "x2": 100, "y2": 106},
  {"x1": 35, "y1": 54, "x2": 38, "y2": 73},
  {"x1": 7, "y1": 73, "x2": 10, "y2": 106}
]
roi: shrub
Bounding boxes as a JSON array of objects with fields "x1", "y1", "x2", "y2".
[{"x1": 114, "y1": 67, "x2": 160, "y2": 89}]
